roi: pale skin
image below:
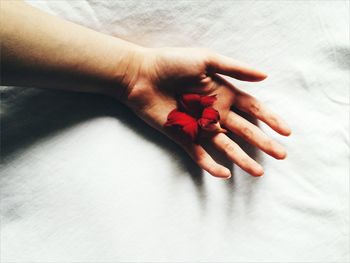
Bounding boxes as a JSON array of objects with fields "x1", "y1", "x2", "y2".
[{"x1": 1, "y1": 1, "x2": 291, "y2": 179}]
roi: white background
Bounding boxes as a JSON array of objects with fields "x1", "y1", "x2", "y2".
[{"x1": 1, "y1": 0, "x2": 349, "y2": 262}]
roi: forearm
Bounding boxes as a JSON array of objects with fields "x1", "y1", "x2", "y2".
[{"x1": 0, "y1": 0, "x2": 143, "y2": 98}]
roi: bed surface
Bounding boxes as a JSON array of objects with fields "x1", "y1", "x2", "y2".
[{"x1": 1, "y1": 1, "x2": 349, "y2": 262}]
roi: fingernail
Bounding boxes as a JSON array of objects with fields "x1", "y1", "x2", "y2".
[
  {"x1": 260, "y1": 72, "x2": 268, "y2": 79},
  {"x1": 254, "y1": 165, "x2": 264, "y2": 177},
  {"x1": 224, "y1": 172, "x2": 232, "y2": 179},
  {"x1": 271, "y1": 141, "x2": 286, "y2": 159},
  {"x1": 280, "y1": 121, "x2": 292, "y2": 136}
]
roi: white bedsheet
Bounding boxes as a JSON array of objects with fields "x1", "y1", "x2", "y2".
[{"x1": 1, "y1": 1, "x2": 349, "y2": 262}]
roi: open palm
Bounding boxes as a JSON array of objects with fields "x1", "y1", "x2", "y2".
[{"x1": 123, "y1": 47, "x2": 291, "y2": 178}]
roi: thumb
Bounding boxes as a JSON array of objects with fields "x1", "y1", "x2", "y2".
[{"x1": 207, "y1": 52, "x2": 267, "y2": 82}]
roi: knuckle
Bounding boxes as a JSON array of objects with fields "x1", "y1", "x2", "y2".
[
  {"x1": 249, "y1": 100, "x2": 261, "y2": 115},
  {"x1": 201, "y1": 48, "x2": 215, "y2": 65},
  {"x1": 195, "y1": 151, "x2": 207, "y2": 165},
  {"x1": 269, "y1": 115, "x2": 279, "y2": 126},
  {"x1": 239, "y1": 157, "x2": 249, "y2": 166},
  {"x1": 223, "y1": 142, "x2": 235, "y2": 154},
  {"x1": 241, "y1": 126, "x2": 253, "y2": 140},
  {"x1": 263, "y1": 139, "x2": 274, "y2": 150}
]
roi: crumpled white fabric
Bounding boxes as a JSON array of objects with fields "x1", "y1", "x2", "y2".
[{"x1": 1, "y1": 1, "x2": 349, "y2": 262}]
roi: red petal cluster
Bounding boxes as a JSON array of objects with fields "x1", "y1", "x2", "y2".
[{"x1": 164, "y1": 94, "x2": 222, "y2": 142}]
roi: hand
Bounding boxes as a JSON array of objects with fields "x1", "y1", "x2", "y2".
[
  {"x1": 120, "y1": 47, "x2": 291, "y2": 178},
  {"x1": 0, "y1": 1, "x2": 290, "y2": 179}
]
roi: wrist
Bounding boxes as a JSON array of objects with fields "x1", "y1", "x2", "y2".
[{"x1": 102, "y1": 41, "x2": 148, "y2": 102}]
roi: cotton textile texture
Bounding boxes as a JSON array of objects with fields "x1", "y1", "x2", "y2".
[{"x1": 1, "y1": 0, "x2": 349, "y2": 262}]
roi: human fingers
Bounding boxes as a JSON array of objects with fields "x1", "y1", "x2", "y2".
[
  {"x1": 180, "y1": 141, "x2": 232, "y2": 179},
  {"x1": 224, "y1": 111, "x2": 286, "y2": 159},
  {"x1": 207, "y1": 52, "x2": 267, "y2": 82},
  {"x1": 210, "y1": 132, "x2": 264, "y2": 177},
  {"x1": 136, "y1": 108, "x2": 232, "y2": 179},
  {"x1": 235, "y1": 93, "x2": 292, "y2": 136}
]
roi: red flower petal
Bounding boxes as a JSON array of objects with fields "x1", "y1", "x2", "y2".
[
  {"x1": 201, "y1": 107, "x2": 220, "y2": 122},
  {"x1": 179, "y1": 94, "x2": 217, "y2": 118},
  {"x1": 164, "y1": 109, "x2": 198, "y2": 141},
  {"x1": 182, "y1": 120, "x2": 199, "y2": 142},
  {"x1": 200, "y1": 95, "x2": 217, "y2": 107},
  {"x1": 181, "y1": 94, "x2": 201, "y2": 105},
  {"x1": 165, "y1": 94, "x2": 221, "y2": 141},
  {"x1": 198, "y1": 118, "x2": 214, "y2": 128},
  {"x1": 178, "y1": 94, "x2": 202, "y2": 117},
  {"x1": 164, "y1": 109, "x2": 194, "y2": 126},
  {"x1": 198, "y1": 107, "x2": 220, "y2": 132}
]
